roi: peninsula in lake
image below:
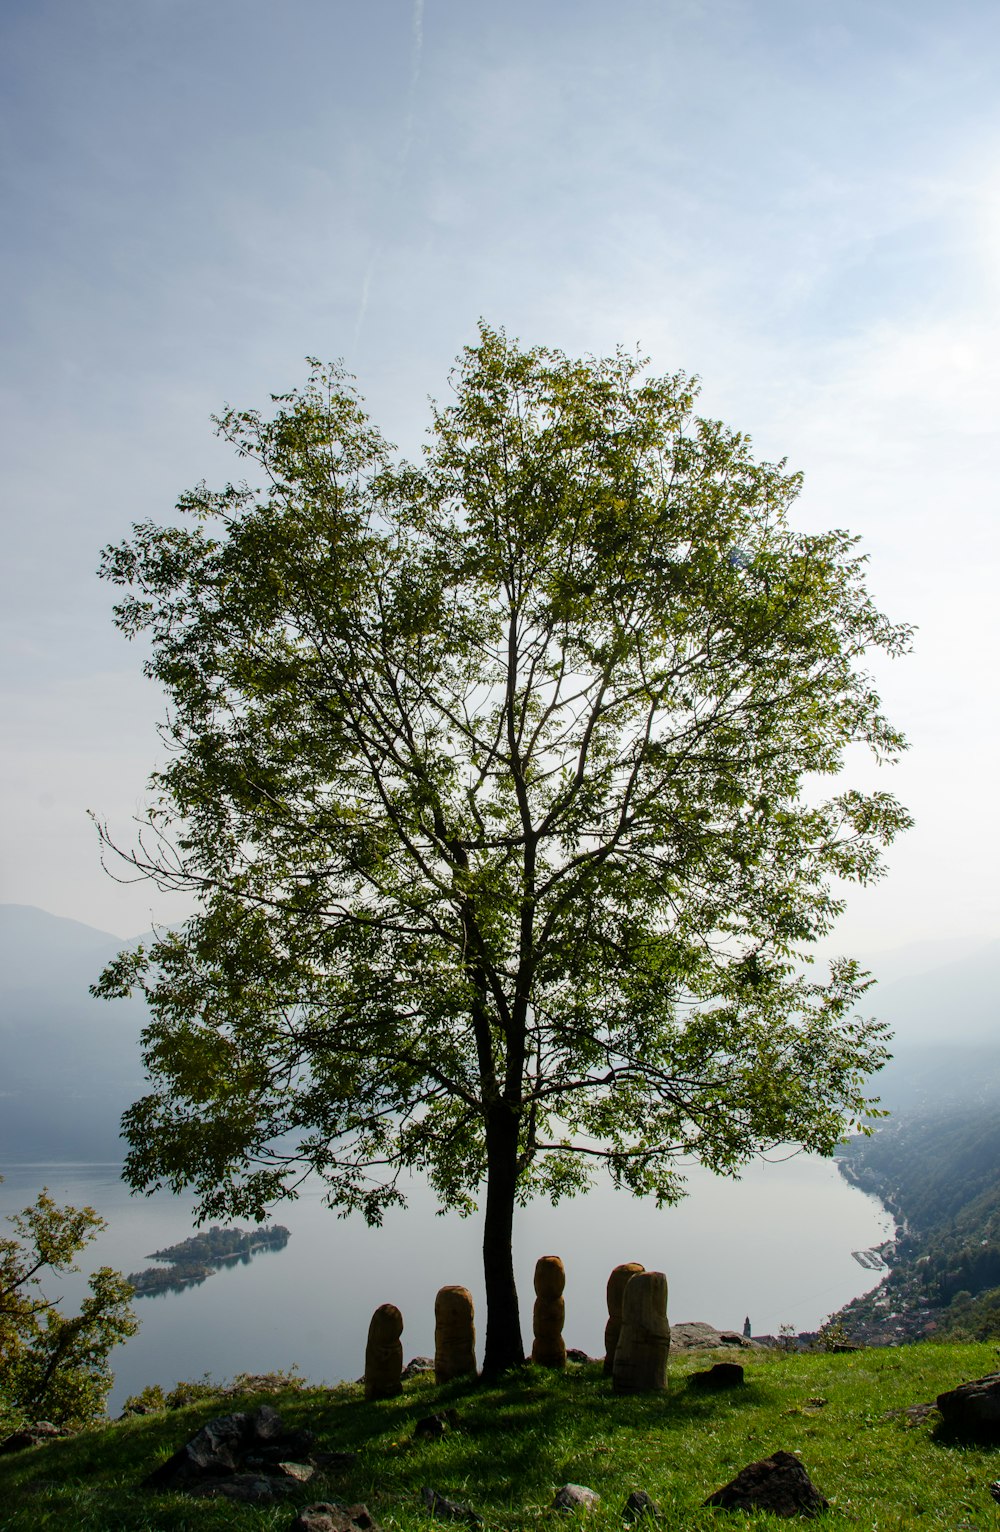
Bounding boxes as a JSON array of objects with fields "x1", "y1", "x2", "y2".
[{"x1": 126, "y1": 1224, "x2": 290, "y2": 1297}]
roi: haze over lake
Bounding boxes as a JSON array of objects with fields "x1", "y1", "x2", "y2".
[{"x1": 0, "y1": 1156, "x2": 891, "y2": 1413}]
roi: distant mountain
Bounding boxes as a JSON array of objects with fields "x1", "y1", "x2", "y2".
[
  {"x1": 848, "y1": 933, "x2": 994, "y2": 989},
  {"x1": 869, "y1": 1043, "x2": 1000, "y2": 1115},
  {"x1": 0, "y1": 904, "x2": 150, "y2": 1162},
  {"x1": 864, "y1": 939, "x2": 1000, "y2": 1047},
  {"x1": 856, "y1": 938, "x2": 1000, "y2": 1113}
]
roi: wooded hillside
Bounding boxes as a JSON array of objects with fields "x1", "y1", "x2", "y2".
[{"x1": 835, "y1": 1096, "x2": 1000, "y2": 1343}]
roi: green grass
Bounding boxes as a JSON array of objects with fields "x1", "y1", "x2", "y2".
[{"x1": 3, "y1": 1342, "x2": 1000, "y2": 1530}]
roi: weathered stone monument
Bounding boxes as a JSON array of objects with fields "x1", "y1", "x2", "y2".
[
  {"x1": 603, "y1": 1261, "x2": 645, "y2": 1375},
  {"x1": 364, "y1": 1302, "x2": 403, "y2": 1401},
  {"x1": 612, "y1": 1270, "x2": 669, "y2": 1393},
  {"x1": 434, "y1": 1285, "x2": 476, "y2": 1383},
  {"x1": 531, "y1": 1255, "x2": 566, "y2": 1368}
]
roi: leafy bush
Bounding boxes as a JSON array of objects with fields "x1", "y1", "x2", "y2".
[
  {"x1": 119, "y1": 1382, "x2": 167, "y2": 1416},
  {"x1": 0, "y1": 1178, "x2": 137, "y2": 1430},
  {"x1": 163, "y1": 1374, "x2": 223, "y2": 1409}
]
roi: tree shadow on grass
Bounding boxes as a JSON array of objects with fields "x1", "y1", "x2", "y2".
[{"x1": 315, "y1": 1365, "x2": 776, "y2": 1514}]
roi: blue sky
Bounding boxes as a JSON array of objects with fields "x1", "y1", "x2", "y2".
[{"x1": 2, "y1": 0, "x2": 999, "y2": 976}]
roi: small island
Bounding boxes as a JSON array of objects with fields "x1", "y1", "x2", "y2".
[{"x1": 126, "y1": 1224, "x2": 290, "y2": 1298}]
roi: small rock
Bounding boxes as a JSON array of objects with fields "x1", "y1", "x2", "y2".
[
  {"x1": 566, "y1": 1349, "x2": 593, "y2": 1363},
  {"x1": 274, "y1": 1460, "x2": 315, "y2": 1482},
  {"x1": 622, "y1": 1489, "x2": 662, "y2": 1521},
  {"x1": 291, "y1": 1505, "x2": 382, "y2": 1532},
  {"x1": 937, "y1": 1373, "x2": 1000, "y2": 1438},
  {"x1": 422, "y1": 1486, "x2": 482, "y2": 1523},
  {"x1": 703, "y1": 1451, "x2": 829, "y2": 1518},
  {"x1": 0, "y1": 1423, "x2": 70, "y2": 1455},
  {"x1": 402, "y1": 1356, "x2": 435, "y2": 1379},
  {"x1": 415, "y1": 1410, "x2": 459, "y2": 1440},
  {"x1": 553, "y1": 1483, "x2": 601, "y2": 1512},
  {"x1": 689, "y1": 1362, "x2": 744, "y2": 1389}
]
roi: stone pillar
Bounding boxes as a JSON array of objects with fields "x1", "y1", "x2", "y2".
[
  {"x1": 434, "y1": 1285, "x2": 477, "y2": 1383},
  {"x1": 612, "y1": 1270, "x2": 669, "y2": 1394},
  {"x1": 603, "y1": 1261, "x2": 645, "y2": 1375},
  {"x1": 364, "y1": 1302, "x2": 403, "y2": 1400},
  {"x1": 531, "y1": 1255, "x2": 566, "y2": 1368}
]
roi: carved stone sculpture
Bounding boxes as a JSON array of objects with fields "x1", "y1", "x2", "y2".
[
  {"x1": 434, "y1": 1285, "x2": 476, "y2": 1383},
  {"x1": 364, "y1": 1302, "x2": 403, "y2": 1401},
  {"x1": 612, "y1": 1270, "x2": 669, "y2": 1393},
  {"x1": 603, "y1": 1261, "x2": 645, "y2": 1375},
  {"x1": 531, "y1": 1255, "x2": 566, "y2": 1368}
]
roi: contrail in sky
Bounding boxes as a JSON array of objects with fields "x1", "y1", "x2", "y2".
[{"x1": 353, "y1": 0, "x2": 425, "y2": 351}]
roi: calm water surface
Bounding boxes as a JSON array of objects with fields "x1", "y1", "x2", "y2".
[{"x1": 0, "y1": 1157, "x2": 891, "y2": 1413}]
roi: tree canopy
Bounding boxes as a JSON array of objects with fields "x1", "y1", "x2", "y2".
[{"x1": 95, "y1": 326, "x2": 911, "y2": 1375}]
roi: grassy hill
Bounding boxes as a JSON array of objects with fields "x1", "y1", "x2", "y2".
[{"x1": 3, "y1": 1343, "x2": 1000, "y2": 1530}]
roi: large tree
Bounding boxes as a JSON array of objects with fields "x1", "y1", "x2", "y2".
[{"x1": 95, "y1": 327, "x2": 910, "y2": 1376}]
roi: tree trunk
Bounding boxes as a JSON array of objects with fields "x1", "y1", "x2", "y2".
[{"x1": 480, "y1": 1106, "x2": 525, "y2": 1378}]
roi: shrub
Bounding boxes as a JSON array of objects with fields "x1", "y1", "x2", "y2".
[{"x1": 0, "y1": 1178, "x2": 137, "y2": 1429}]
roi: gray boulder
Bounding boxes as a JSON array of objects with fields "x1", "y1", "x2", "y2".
[
  {"x1": 144, "y1": 1411, "x2": 249, "y2": 1486},
  {"x1": 671, "y1": 1322, "x2": 755, "y2": 1353},
  {"x1": 622, "y1": 1489, "x2": 662, "y2": 1521},
  {"x1": 553, "y1": 1483, "x2": 600, "y2": 1511},
  {"x1": 937, "y1": 1373, "x2": 1000, "y2": 1438},
  {"x1": 142, "y1": 1404, "x2": 318, "y2": 1492},
  {"x1": 253, "y1": 1403, "x2": 285, "y2": 1439},
  {"x1": 703, "y1": 1450, "x2": 829, "y2": 1517},
  {"x1": 190, "y1": 1472, "x2": 295, "y2": 1502}
]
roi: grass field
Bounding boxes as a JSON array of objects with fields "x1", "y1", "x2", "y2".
[{"x1": 2, "y1": 1341, "x2": 1000, "y2": 1530}]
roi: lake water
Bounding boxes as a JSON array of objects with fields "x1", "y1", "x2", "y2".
[{"x1": 0, "y1": 1156, "x2": 891, "y2": 1414}]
